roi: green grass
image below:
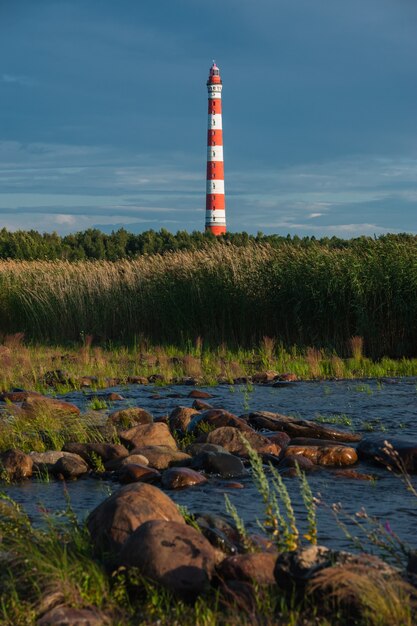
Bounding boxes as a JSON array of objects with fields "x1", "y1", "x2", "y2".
[{"x1": 1, "y1": 239, "x2": 417, "y2": 358}]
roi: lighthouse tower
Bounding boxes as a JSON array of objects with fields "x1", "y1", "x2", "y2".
[{"x1": 206, "y1": 62, "x2": 226, "y2": 235}]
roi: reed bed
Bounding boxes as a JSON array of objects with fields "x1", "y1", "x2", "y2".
[{"x1": 1, "y1": 240, "x2": 417, "y2": 357}]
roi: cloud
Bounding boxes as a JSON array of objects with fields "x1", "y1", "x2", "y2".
[
  {"x1": 2, "y1": 73, "x2": 36, "y2": 86},
  {"x1": 308, "y1": 213, "x2": 323, "y2": 219}
]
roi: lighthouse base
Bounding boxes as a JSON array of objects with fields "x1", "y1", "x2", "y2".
[{"x1": 206, "y1": 225, "x2": 226, "y2": 236}]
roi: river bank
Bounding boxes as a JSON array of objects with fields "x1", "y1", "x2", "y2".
[{"x1": 1, "y1": 377, "x2": 416, "y2": 624}]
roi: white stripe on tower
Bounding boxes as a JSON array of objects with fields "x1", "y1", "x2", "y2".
[{"x1": 205, "y1": 61, "x2": 226, "y2": 236}]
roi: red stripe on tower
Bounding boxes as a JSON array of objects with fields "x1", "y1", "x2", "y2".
[{"x1": 205, "y1": 61, "x2": 226, "y2": 236}]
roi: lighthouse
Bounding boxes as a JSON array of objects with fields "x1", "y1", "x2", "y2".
[{"x1": 205, "y1": 62, "x2": 226, "y2": 235}]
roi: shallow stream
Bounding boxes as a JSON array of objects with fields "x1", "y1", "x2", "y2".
[{"x1": 4, "y1": 378, "x2": 417, "y2": 552}]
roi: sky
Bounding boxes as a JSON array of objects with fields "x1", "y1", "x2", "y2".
[{"x1": 1, "y1": 0, "x2": 416, "y2": 237}]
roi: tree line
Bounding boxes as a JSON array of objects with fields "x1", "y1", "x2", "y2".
[{"x1": 0, "y1": 226, "x2": 415, "y2": 260}]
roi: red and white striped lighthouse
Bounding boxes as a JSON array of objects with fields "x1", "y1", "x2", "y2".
[{"x1": 205, "y1": 61, "x2": 226, "y2": 235}]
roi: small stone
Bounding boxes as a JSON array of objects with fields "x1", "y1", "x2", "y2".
[
  {"x1": 169, "y1": 406, "x2": 199, "y2": 433},
  {"x1": 51, "y1": 455, "x2": 89, "y2": 479},
  {"x1": 0, "y1": 448, "x2": 33, "y2": 480},
  {"x1": 187, "y1": 390, "x2": 213, "y2": 399},
  {"x1": 22, "y1": 396, "x2": 80, "y2": 416},
  {"x1": 161, "y1": 467, "x2": 207, "y2": 489},
  {"x1": 127, "y1": 376, "x2": 148, "y2": 384},
  {"x1": 284, "y1": 445, "x2": 358, "y2": 466},
  {"x1": 217, "y1": 552, "x2": 277, "y2": 585},
  {"x1": 190, "y1": 451, "x2": 247, "y2": 478},
  {"x1": 107, "y1": 392, "x2": 124, "y2": 401},
  {"x1": 117, "y1": 463, "x2": 160, "y2": 484},
  {"x1": 107, "y1": 407, "x2": 153, "y2": 430},
  {"x1": 119, "y1": 422, "x2": 177, "y2": 450},
  {"x1": 207, "y1": 426, "x2": 281, "y2": 457},
  {"x1": 131, "y1": 445, "x2": 192, "y2": 470},
  {"x1": 192, "y1": 399, "x2": 213, "y2": 410}
]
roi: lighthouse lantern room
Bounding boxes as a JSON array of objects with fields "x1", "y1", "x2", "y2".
[{"x1": 205, "y1": 62, "x2": 226, "y2": 235}]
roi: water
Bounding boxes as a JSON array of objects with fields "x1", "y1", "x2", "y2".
[{"x1": 4, "y1": 378, "x2": 417, "y2": 552}]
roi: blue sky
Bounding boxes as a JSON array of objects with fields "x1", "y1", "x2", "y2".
[{"x1": 1, "y1": 0, "x2": 416, "y2": 236}]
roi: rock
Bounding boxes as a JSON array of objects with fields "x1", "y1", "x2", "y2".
[
  {"x1": 279, "y1": 454, "x2": 315, "y2": 473},
  {"x1": 187, "y1": 409, "x2": 252, "y2": 434},
  {"x1": 357, "y1": 435, "x2": 417, "y2": 472},
  {"x1": 195, "y1": 513, "x2": 240, "y2": 554},
  {"x1": 37, "y1": 606, "x2": 110, "y2": 626},
  {"x1": 119, "y1": 519, "x2": 217, "y2": 598},
  {"x1": 131, "y1": 445, "x2": 191, "y2": 470},
  {"x1": 289, "y1": 437, "x2": 350, "y2": 447},
  {"x1": 264, "y1": 431, "x2": 291, "y2": 449},
  {"x1": 216, "y1": 553, "x2": 277, "y2": 585},
  {"x1": 63, "y1": 443, "x2": 129, "y2": 465},
  {"x1": 0, "y1": 448, "x2": 33, "y2": 480},
  {"x1": 29, "y1": 450, "x2": 83, "y2": 472},
  {"x1": 79, "y1": 376, "x2": 98, "y2": 387},
  {"x1": 107, "y1": 407, "x2": 153, "y2": 430},
  {"x1": 284, "y1": 445, "x2": 358, "y2": 466},
  {"x1": 104, "y1": 453, "x2": 149, "y2": 471},
  {"x1": 106, "y1": 392, "x2": 124, "y2": 401},
  {"x1": 276, "y1": 373, "x2": 298, "y2": 382},
  {"x1": 43, "y1": 370, "x2": 70, "y2": 386},
  {"x1": 246, "y1": 411, "x2": 361, "y2": 443},
  {"x1": 148, "y1": 373, "x2": 165, "y2": 384},
  {"x1": 87, "y1": 482, "x2": 184, "y2": 555},
  {"x1": 127, "y1": 376, "x2": 148, "y2": 384},
  {"x1": 161, "y1": 467, "x2": 208, "y2": 489},
  {"x1": 104, "y1": 378, "x2": 121, "y2": 387},
  {"x1": 207, "y1": 426, "x2": 281, "y2": 457},
  {"x1": 168, "y1": 406, "x2": 199, "y2": 433},
  {"x1": 192, "y1": 399, "x2": 213, "y2": 410},
  {"x1": 190, "y1": 451, "x2": 247, "y2": 478},
  {"x1": 117, "y1": 463, "x2": 160, "y2": 484},
  {"x1": 252, "y1": 371, "x2": 279, "y2": 384},
  {"x1": 274, "y1": 545, "x2": 397, "y2": 594},
  {"x1": 223, "y1": 481, "x2": 244, "y2": 489},
  {"x1": 119, "y1": 422, "x2": 177, "y2": 450},
  {"x1": 0, "y1": 390, "x2": 43, "y2": 403},
  {"x1": 187, "y1": 443, "x2": 227, "y2": 455},
  {"x1": 21, "y1": 395, "x2": 80, "y2": 416},
  {"x1": 51, "y1": 455, "x2": 89, "y2": 479},
  {"x1": 333, "y1": 469, "x2": 375, "y2": 480},
  {"x1": 187, "y1": 390, "x2": 213, "y2": 399}
]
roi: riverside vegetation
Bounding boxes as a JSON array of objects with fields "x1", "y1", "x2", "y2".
[{"x1": 1, "y1": 238, "x2": 417, "y2": 357}]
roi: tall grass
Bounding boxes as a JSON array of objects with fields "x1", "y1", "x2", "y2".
[{"x1": 1, "y1": 240, "x2": 417, "y2": 357}]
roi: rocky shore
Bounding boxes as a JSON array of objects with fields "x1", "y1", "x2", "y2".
[{"x1": 0, "y1": 381, "x2": 417, "y2": 624}]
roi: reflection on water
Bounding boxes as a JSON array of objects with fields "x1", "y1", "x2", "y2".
[{"x1": 4, "y1": 378, "x2": 417, "y2": 551}]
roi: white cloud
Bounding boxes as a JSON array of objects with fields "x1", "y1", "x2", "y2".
[
  {"x1": 2, "y1": 74, "x2": 36, "y2": 87},
  {"x1": 308, "y1": 213, "x2": 323, "y2": 218}
]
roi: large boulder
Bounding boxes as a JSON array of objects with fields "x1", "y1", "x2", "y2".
[
  {"x1": 206, "y1": 427, "x2": 281, "y2": 457},
  {"x1": 130, "y1": 445, "x2": 191, "y2": 470},
  {"x1": 357, "y1": 435, "x2": 417, "y2": 472},
  {"x1": 107, "y1": 407, "x2": 153, "y2": 430},
  {"x1": 87, "y1": 483, "x2": 184, "y2": 555},
  {"x1": 119, "y1": 519, "x2": 217, "y2": 598},
  {"x1": 283, "y1": 445, "x2": 358, "y2": 466},
  {"x1": 161, "y1": 467, "x2": 208, "y2": 489},
  {"x1": 246, "y1": 411, "x2": 361, "y2": 443},
  {"x1": 119, "y1": 422, "x2": 177, "y2": 450},
  {"x1": 0, "y1": 448, "x2": 33, "y2": 480},
  {"x1": 0, "y1": 390, "x2": 43, "y2": 403}
]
